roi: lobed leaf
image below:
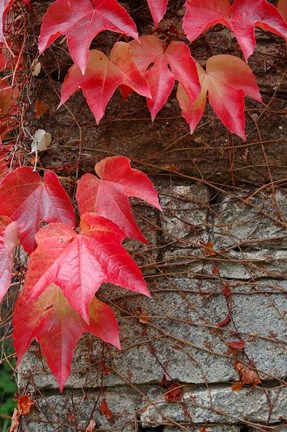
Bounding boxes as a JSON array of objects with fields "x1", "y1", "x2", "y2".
[
  {"x1": 38, "y1": 0, "x2": 138, "y2": 74},
  {"x1": 76, "y1": 156, "x2": 162, "y2": 243},
  {"x1": 23, "y1": 213, "x2": 150, "y2": 323},
  {"x1": 129, "y1": 35, "x2": 200, "y2": 120},
  {"x1": 147, "y1": 0, "x2": 169, "y2": 26},
  {"x1": 0, "y1": 167, "x2": 75, "y2": 253},
  {"x1": 183, "y1": 0, "x2": 287, "y2": 61},
  {"x1": 177, "y1": 55, "x2": 262, "y2": 139},
  {"x1": 13, "y1": 283, "x2": 120, "y2": 391},
  {"x1": 60, "y1": 43, "x2": 151, "y2": 124}
]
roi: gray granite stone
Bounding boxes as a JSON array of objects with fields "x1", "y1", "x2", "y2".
[
  {"x1": 17, "y1": 187, "x2": 287, "y2": 432},
  {"x1": 159, "y1": 184, "x2": 210, "y2": 245},
  {"x1": 19, "y1": 389, "x2": 141, "y2": 432},
  {"x1": 124, "y1": 203, "x2": 159, "y2": 275},
  {"x1": 18, "y1": 277, "x2": 287, "y2": 391},
  {"x1": 249, "y1": 427, "x2": 287, "y2": 432},
  {"x1": 212, "y1": 191, "x2": 287, "y2": 250},
  {"x1": 163, "y1": 426, "x2": 241, "y2": 432},
  {"x1": 141, "y1": 386, "x2": 287, "y2": 427}
]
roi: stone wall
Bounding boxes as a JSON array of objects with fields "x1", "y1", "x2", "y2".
[
  {"x1": 18, "y1": 183, "x2": 287, "y2": 431},
  {"x1": 16, "y1": 1, "x2": 287, "y2": 430}
]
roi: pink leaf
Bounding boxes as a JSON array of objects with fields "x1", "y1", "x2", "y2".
[
  {"x1": 59, "y1": 43, "x2": 151, "y2": 124},
  {"x1": 13, "y1": 283, "x2": 120, "y2": 391},
  {"x1": 0, "y1": 167, "x2": 75, "y2": 254},
  {"x1": 177, "y1": 55, "x2": 262, "y2": 139},
  {"x1": 147, "y1": 0, "x2": 169, "y2": 26},
  {"x1": 0, "y1": 216, "x2": 17, "y2": 302},
  {"x1": 129, "y1": 35, "x2": 200, "y2": 120},
  {"x1": 89, "y1": 296, "x2": 121, "y2": 350},
  {"x1": 23, "y1": 213, "x2": 149, "y2": 323},
  {"x1": 183, "y1": 0, "x2": 287, "y2": 61},
  {"x1": 76, "y1": 156, "x2": 161, "y2": 243},
  {"x1": 38, "y1": 0, "x2": 138, "y2": 74}
]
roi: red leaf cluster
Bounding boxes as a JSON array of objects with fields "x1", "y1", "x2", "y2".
[
  {"x1": 0, "y1": 157, "x2": 161, "y2": 390},
  {"x1": 183, "y1": 0, "x2": 287, "y2": 61},
  {"x1": 0, "y1": 0, "x2": 284, "y2": 395},
  {"x1": 36, "y1": 0, "x2": 287, "y2": 138}
]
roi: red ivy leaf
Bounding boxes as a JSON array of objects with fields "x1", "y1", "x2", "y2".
[
  {"x1": 183, "y1": 0, "x2": 287, "y2": 62},
  {"x1": 13, "y1": 283, "x2": 120, "y2": 391},
  {"x1": 60, "y1": 43, "x2": 151, "y2": 124},
  {"x1": 129, "y1": 35, "x2": 200, "y2": 120},
  {"x1": 0, "y1": 216, "x2": 17, "y2": 302},
  {"x1": 0, "y1": 168, "x2": 75, "y2": 254},
  {"x1": 23, "y1": 213, "x2": 149, "y2": 323},
  {"x1": 76, "y1": 156, "x2": 161, "y2": 243},
  {"x1": 226, "y1": 339, "x2": 246, "y2": 350},
  {"x1": 38, "y1": 0, "x2": 138, "y2": 74},
  {"x1": 147, "y1": 0, "x2": 169, "y2": 26},
  {"x1": 177, "y1": 55, "x2": 262, "y2": 139},
  {"x1": 100, "y1": 399, "x2": 113, "y2": 420},
  {"x1": 164, "y1": 382, "x2": 183, "y2": 402}
]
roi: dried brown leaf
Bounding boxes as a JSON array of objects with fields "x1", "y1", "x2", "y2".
[
  {"x1": 15, "y1": 395, "x2": 34, "y2": 416},
  {"x1": 139, "y1": 311, "x2": 150, "y2": 324},
  {"x1": 234, "y1": 361, "x2": 261, "y2": 387},
  {"x1": 34, "y1": 100, "x2": 48, "y2": 118},
  {"x1": 231, "y1": 381, "x2": 244, "y2": 392}
]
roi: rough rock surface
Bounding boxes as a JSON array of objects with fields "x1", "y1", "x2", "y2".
[{"x1": 18, "y1": 184, "x2": 287, "y2": 431}]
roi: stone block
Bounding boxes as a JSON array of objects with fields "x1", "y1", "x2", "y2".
[
  {"x1": 124, "y1": 202, "x2": 159, "y2": 275},
  {"x1": 19, "y1": 388, "x2": 142, "y2": 432},
  {"x1": 163, "y1": 426, "x2": 241, "y2": 432},
  {"x1": 159, "y1": 183, "x2": 210, "y2": 245},
  {"x1": 213, "y1": 190, "x2": 287, "y2": 250},
  {"x1": 18, "y1": 277, "x2": 287, "y2": 392},
  {"x1": 141, "y1": 385, "x2": 287, "y2": 427}
]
